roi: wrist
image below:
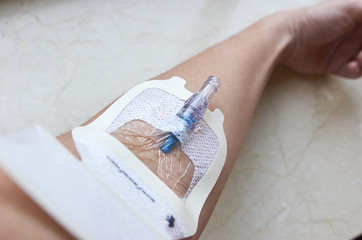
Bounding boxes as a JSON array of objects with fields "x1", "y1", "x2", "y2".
[
  {"x1": 259, "y1": 12, "x2": 295, "y2": 66},
  {"x1": 233, "y1": 11, "x2": 294, "y2": 70}
]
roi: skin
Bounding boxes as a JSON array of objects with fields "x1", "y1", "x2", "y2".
[
  {"x1": 111, "y1": 120, "x2": 194, "y2": 198},
  {"x1": 0, "y1": 0, "x2": 361, "y2": 239}
]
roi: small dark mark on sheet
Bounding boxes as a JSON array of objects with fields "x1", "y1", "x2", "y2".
[{"x1": 166, "y1": 215, "x2": 175, "y2": 228}]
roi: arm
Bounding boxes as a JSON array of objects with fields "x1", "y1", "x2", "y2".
[{"x1": 1, "y1": 0, "x2": 362, "y2": 239}]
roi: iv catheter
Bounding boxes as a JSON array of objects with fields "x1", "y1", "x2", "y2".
[{"x1": 160, "y1": 76, "x2": 221, "y2": 154}]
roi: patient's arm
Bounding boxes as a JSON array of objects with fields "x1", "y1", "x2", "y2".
[{"x1": 1, "y1": 0, "x2": 361, "y2": 239}]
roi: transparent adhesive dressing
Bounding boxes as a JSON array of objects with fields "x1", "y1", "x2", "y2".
[
  {"x1": 111, "y1": 119, "x2": 194, "y2": 198},
  {"x1": 110, "y1": 76, "x2": 221, "y2": 198}
]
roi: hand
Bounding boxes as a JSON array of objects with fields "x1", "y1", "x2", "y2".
[{"x1": 281, "y1": 0, "x2": 362, "y2": 79}]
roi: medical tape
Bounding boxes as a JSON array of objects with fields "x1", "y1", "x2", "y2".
[
  {"x1": 72, "y1": 77, "x2": 227, "y2": 238},
  {"x1": 0, "y1": 126, "x2": 166, "y2": 240}
]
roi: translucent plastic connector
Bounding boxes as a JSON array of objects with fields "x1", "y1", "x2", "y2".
[{"x1": 161, "y1": 76, "x2": 221, "y2": 154}]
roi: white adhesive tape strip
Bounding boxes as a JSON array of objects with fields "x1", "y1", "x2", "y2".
[{"x1": 0, "y1": 126, "x2": 167, "y2": 240}]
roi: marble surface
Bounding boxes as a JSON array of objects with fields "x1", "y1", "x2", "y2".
[{"x1": 1, "y1": 0, "x2": 362, "y2": 239}]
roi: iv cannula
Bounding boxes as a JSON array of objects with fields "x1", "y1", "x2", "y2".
[{"x1": 160, "y1": 76, "x2": 221, "y2": 154}]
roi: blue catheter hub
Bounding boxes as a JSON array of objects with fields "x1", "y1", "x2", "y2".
[{"x1": 160, "y1": 76, "x2": 221, "y2": 154}]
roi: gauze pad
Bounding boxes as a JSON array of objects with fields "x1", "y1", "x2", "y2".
[{"x1": 72, "y1": 77, "x2": 227, "y2": 238}]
